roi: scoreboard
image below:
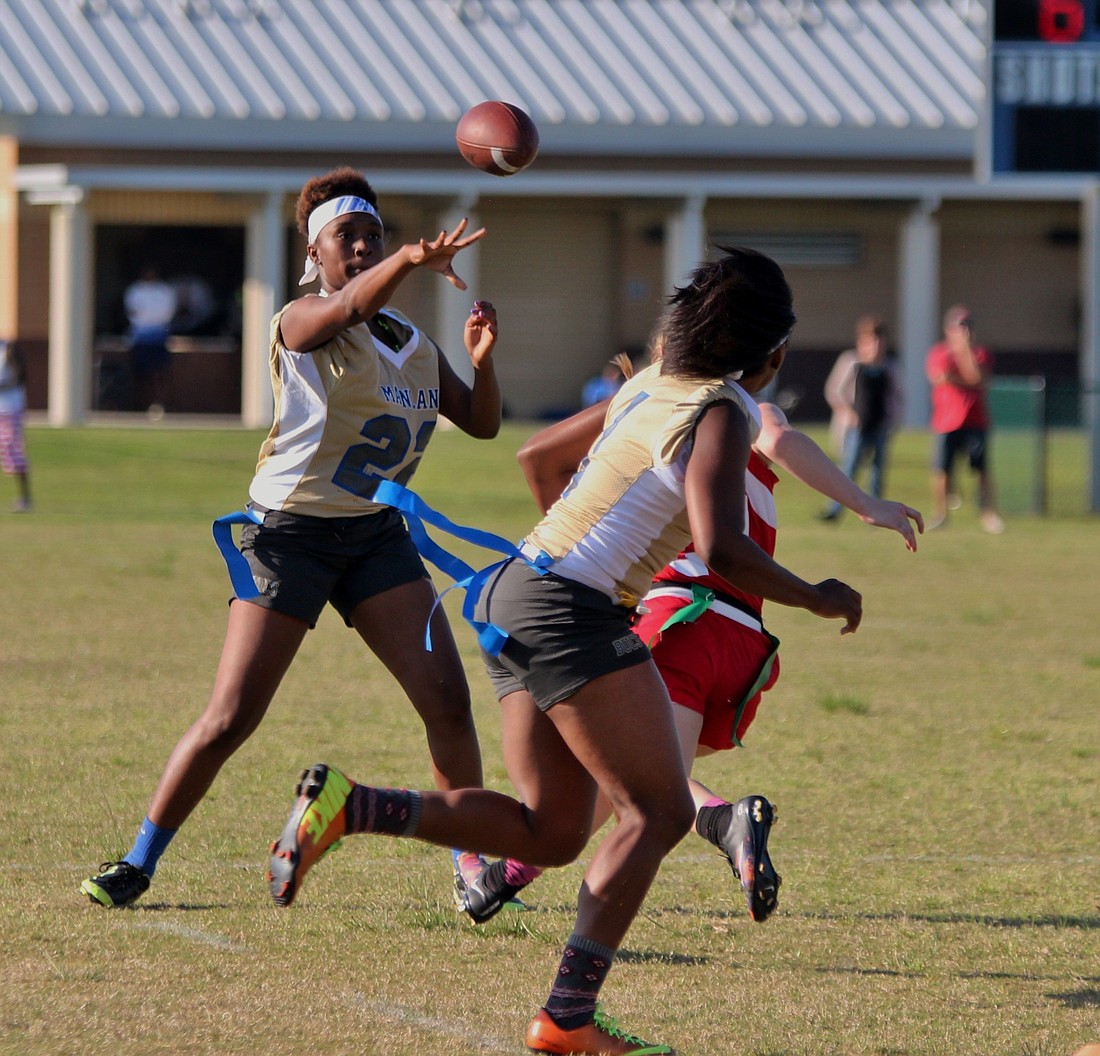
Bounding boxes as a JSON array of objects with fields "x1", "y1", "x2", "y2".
[{"x1": 990, "y1": 0, "x2": 1100, "y2": 173}]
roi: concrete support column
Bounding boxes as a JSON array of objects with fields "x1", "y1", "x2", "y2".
[
  {"x1": 897, "y1": 198, "x2": 941, "y2": 429},
  {"x1": 664, "y1": 195, "x2": 707, "y2": 296},
  {"x1": 0, "y1": 137, "x2": 18, "y2": 338},
  {"x1": 1081, "y1": 181, "x2": 1100, "y2": 512},
  {"x1": 434, "y1": 194, "x2": 481, "y2": 387},
  {"x1": 44, "y1": 192, "x2": 92, "y2": 426},
  {"x1": 241, "y1": 190, "x2": 286, "y2": 428}
]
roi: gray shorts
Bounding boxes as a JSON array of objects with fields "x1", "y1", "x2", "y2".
[
  {"x1": 476, "y1": 559, "x2": 651, "y2": 710},
  {"x1": 238, "y1": 505, "x2": 428, "y2": 628}
]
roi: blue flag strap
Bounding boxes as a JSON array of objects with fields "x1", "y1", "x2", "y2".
[
  {"x1": 372, "y1": 480, "x2": 534, "y2": 561},
  {"x1": 371, "y1": 478, "x2": 552, "y2": 655},
  {"x1": 211, "y1": 507, "x2": 265, "y2": 600},
  {"x1": 397, "y1": 508, "x2": 488, "y2": 653}
]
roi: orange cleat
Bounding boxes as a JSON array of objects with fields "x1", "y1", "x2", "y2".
[
  {"x1": 525, "y1": 1005, "x2": 674, "y2": 1055},
  {"x1": 267, "y1": 763, "x2": 353, "y2": 907}
]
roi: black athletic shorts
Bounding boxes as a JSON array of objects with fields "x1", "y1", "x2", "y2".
[
  {"x1": 933, "y1": 426, "x2": 988, "y2": 474},
  {"x1": 237, "y1": 505, "x2": 428, "y2": 628},
  {"x1": 476, "y1": 558, "x2": 651, "y2": 710}
]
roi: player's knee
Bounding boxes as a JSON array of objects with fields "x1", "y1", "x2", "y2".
[
  {"x1": 611, "y1": 792, "x2": 693, "y2": 858},
  {"x1": 419, "y1": 687, "x2": 472, "y2": 716},
  {"x1": 534, "y1": 827, "x2": 589, "y2": 862},
  {"x1": 531, "y1": 816, "x2": 592, "y2": 867},
  {"x1": 641, "y1": 790, "x2": 695, "y2": 852},
  {"x1": 646, "y1": 796, "x2": 690, "y2": 853},
  {"x1": 194, "y1": 705, "x2": 260, "y2": 753},
  {"x1": 411, "y1": 679, "x2": 474, "y2": 730},
  {"x1": 421, "y1": 703, "x2": 477, "y2": 748}
]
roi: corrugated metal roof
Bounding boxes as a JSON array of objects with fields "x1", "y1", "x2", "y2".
[{"x1": 0, "y1": 0, "x2": 985, "y2": 157}]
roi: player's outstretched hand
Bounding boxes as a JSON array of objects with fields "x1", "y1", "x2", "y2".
[
  {"x1": 465, "y1": 300, "x2": 498, "y2": 368},
  {"x1": 408, "y1": 218, "x2": 487, "y2": 290},
  {"x1": 812, "y1": 579, "x2": 862, "y2": 635},
  {"x1": 857, "y1": 498, "x2": 925, "y2": 552}
]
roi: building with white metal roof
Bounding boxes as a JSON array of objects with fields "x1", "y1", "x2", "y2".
[{"x1": 3, "y1": 0, "x2": 982, "y2": 154}]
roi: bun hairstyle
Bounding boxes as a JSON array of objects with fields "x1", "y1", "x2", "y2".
[
  {"x1": 296, "y1": 167, "x2": 378, "y2": 239},
  {"x1": 660, "y1": 245, "x2": 796, "y2": 380}
]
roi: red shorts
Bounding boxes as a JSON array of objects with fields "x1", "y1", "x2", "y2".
[{"x1": 634, "y1": 595, "x2": 780, "y2": 752}]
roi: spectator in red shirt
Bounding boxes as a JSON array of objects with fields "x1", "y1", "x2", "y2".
[{"x1": 926, "y1": 305, "x2": 1004, "y2": 533}]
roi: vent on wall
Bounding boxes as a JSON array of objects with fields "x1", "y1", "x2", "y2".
[{"x1": 710, "y1": 233, "x2": 862, "y2": 268}]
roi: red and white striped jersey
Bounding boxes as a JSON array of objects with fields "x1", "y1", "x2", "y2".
[{"x1": 649, "y1": 449, "x2": 779, "y2": 617}]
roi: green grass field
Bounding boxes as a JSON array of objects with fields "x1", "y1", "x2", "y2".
[{"x1": 1, "y1": 423, "x2": 1097, "y2": 1056}]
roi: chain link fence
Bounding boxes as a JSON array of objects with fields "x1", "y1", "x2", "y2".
[{"x1": 988, "y1": 378, "x2": 1098, "y2": 518}]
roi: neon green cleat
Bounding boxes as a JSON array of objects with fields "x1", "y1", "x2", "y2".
[
  {"x1": 267, "y1": 763, "x2": 353, "y2": 907},
  {"x1": 81, "y1": 861, "x2": 150, "y2": 908}
]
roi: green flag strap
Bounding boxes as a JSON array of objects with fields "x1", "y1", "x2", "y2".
[
  {"x1": 729, "y1": 631, "x2": 780, "y2": 747},
  {"x1": 652, "y1": 583, "x2": 716, "y2": 640},
  {"x1": 643, "y1": 581, "x2": 778, "y2": 747}
]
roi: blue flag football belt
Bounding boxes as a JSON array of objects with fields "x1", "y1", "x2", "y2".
[
  {"x1": 211, "y1": 506, "x2": 265, "y2": 601},
  {"x1": 212, "y1": 480, "x2": 552, "y2": 656}
]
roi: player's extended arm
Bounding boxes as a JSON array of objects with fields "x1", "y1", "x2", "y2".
[
  {"x1": 516, "y1": 399, "x2": 610, "y2": 514},
  {"x1": 282, "y1": 220, "x2": 486, "y2": 352},
  {"x1": 687, "y1": 401, "x2": 862, "y2": 634},
  {"x1": 755, "y1": 402, "x2": 924, "y2": 551}
]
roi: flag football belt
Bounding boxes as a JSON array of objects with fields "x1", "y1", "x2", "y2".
[
  {"x1": 643, "y1": 581, "x2": 778, "y2": 747},
  {"x1": 212, "y1": 482, "x2": 553, "y2": 657},
  {"x1": 211, "y1": 505, "x2": 265, "y2": 602},
  {"x1": 644, "y1": 583, "x2": 764, "y2": 633}
]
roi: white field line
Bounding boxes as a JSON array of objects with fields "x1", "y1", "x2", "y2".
[
  {"x1": 342, "y1": 993, "x2": 515, "y2": 1052},
  {"x1": 130, "y1": 920, "x2": 253, "y2": 953},
  {"x1": 111, "y1": 925, "x2": 514, "y2": 1048}
]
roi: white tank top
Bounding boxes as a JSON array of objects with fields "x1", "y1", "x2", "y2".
[
  {"x1": 250, "y1": 306, "x2": 441, "y2": 517},
  {"x1": 526, "y1": 362, "x2": 761, "y2": 606}
]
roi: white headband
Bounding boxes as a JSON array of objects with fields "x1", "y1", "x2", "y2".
[{"x1": 298, "y1": 195, "x2": 383, "y2": 286}]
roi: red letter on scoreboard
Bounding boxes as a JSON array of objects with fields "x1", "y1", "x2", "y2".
[{"x1": 1038, "y1": 0, "x2": 1085, "y2": 42}]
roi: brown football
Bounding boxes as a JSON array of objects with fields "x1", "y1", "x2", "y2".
[{"x1": 455, "y1": 101, "x2": 539, "y2": 177}]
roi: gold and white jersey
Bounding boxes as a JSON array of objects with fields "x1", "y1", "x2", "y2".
[
  {"x1": 525, "y1": 362, "x2": 761, "y2": 607},
  {"x1": 250, "y1": 306, "x2": 441, "y2": 516}
]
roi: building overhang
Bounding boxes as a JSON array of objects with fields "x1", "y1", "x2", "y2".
[{"x1": 13, "y1": 161, "x2": 1098, "y2": 207}]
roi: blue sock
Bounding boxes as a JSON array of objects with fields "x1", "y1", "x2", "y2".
[{"x1": 123, "y1": 817, "x2": 177, "y2": 877}]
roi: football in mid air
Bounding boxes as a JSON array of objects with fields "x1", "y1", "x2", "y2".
[{"x1": 455, "y1": 101, "x2": 539, "y2": 177}]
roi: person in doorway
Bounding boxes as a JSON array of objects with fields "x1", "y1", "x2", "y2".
[
  {"x1": 266, "y1": 247, "x2": 861, "y2": 1055},
  {"x1": 124, "y1": 265, "x2": 177, "y2": 416},
  {"x1": 926, "y1": 305, "x2": 1004, "y2": 533},
  {"x1": 81, "y1": 166, "x2": 501, "y2": 909}
]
